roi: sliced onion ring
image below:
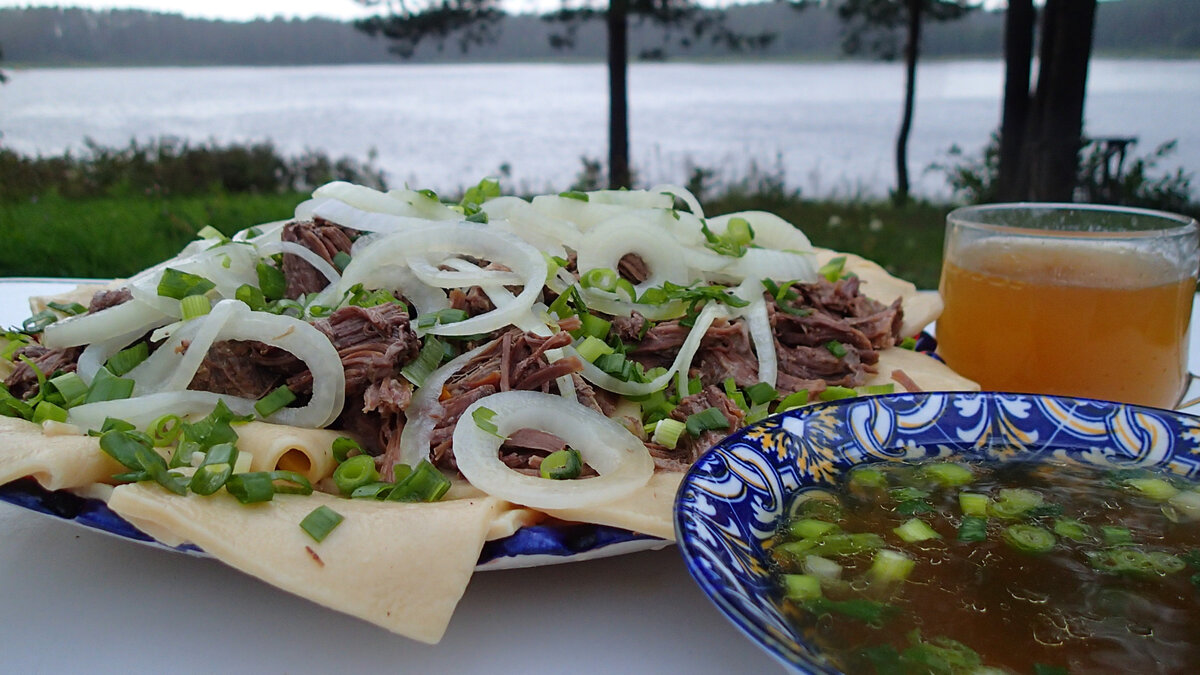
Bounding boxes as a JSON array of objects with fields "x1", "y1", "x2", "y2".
[{"x1": 453, "y1": 391, "x2": 654, "y2": 510}]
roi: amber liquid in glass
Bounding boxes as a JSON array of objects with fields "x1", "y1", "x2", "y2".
[{"x1": 937, "y1": 240, "x2": 1195, "y2": 408}]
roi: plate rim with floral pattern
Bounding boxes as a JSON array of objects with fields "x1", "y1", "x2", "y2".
[{"x1": 673, "y1": 391, "x2": 1200, "y2": 673}]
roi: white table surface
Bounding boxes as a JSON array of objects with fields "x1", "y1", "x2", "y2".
[
  {"x1": 3, "y1": 280, "x2": 1198, "y2": 674},
  {"x1": 0, "y1": 279, "x2": 777, "y2": 674}
]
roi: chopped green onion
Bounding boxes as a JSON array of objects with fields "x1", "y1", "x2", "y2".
[
  {"x1": 189, "y1": 442, "x2": 238, "y2": 496},
  {"x1": 350, "y1": 482, "x2": 393, "y2": 500},
  {"x1": 685, "y1": 407, "x2": 729, "y2": 437},
  {"x1": 400, "y1": 335, "x2": 446, "y2": 387},
  {"x1": 614, "y1": 278, "x2": 637, "y2": 302},
  {"x1": 235, "y1": 283, "x2": 268, "y2": 311},
  {"x1": 256, "y1": 262, "x2": 287, "y2": 300},
  {"x1": 1123, "y1": 477, "x2": 1180, "y2": 502},
  {"x1": 471, "y1": 406, "x2": 503, "y2": 438},
  {"x1": 1102, "y1": 526, "x2": 1134, "y2": 546},
  {"x1": 48, "y1": 372, "x2": 89, "y2": 408},
  {"x1": 331, "y1": 436, "x2": 363, "y2": 463},
  {"x1": 149, "y1": 414, "x2": 183, "y2": 447},
  {"x1": 988, "y1": 488, "x2": 1044, "y2": 519},
  {"x1": 899, "y1": 336, "x2": 917, "y2": 350},
  {"x1": 725, "y1": 217, "x2": 754, "y2": 246},
  {"x1": 196, "y1": 225, "x2": 227, "y2": 241},
  {"x1": 300, "y1": 505, "x2": 344, "y2": 542},
  {"x1": 957, "y1": 516, "x2": 989, "y2": 542},
  {"x1": 105, "y1": 343, "x2": 149, "y2": 377},
  {"x1": 332, "y1": 251, "x2": 352, "y2": 272},
  {"x1": 333, "y1": 455, "x2": 379, "y2": 495},
  {"x1": 777, "y1": 389, "x2": 810, "y2": 411},
  {"x1": 858, "y1": 384, "x2": 896, "y2": 395},
  {"x1": 745, "y1": 382, "x2": 778, "y2": 406},
  {"x1": 84, "y1": 367, "x2": 135, "y2": 403},
  {"x1": 894, "y1": 517, "x2": 941, "y2": 543},
  {"x1": 824, "y1": 341, "x2": 848, "y2": 358},
  {"x1": 650, "y1": 418, "x2": 686, "y2": 450},
  {"x1": 817, "y1": 256, "x2": 847, "y2": 283},
  {"x1": 1052, "y1": 518, "x2": 1091, "y2": 542},
  {"x1": 32, "y1": 400, "x2": 68, "y2": 424},
  {"x1": 787, "y1": 518, "x2": 839, "y2": 540},
  {"x1": 21, "y1": 310, "x2": 59, "y2": 334},
  {"x1": 1003, "y1": 524, "x2": 1056, "y2": 554},
  {"x1": 1086, "y1": 548, "x2": 1174, "y2": 577},
  {"x1": 540, "y1": 448, "x2": 583, "y2": 480},
  {"x1": 580, "y1": 267, "x2": 619, "y2": 292},
  {"x1": 801, "y1": 597, "x2": 897, "y2": 625},
  {"x1": 268, "y1": 470, "x2": 314, "y2": 495},
  {"x1": 577, "y1": 313, "x2": 612, "y2": 340},
  {"x1": 781, "y1": 574, "x2": 823, "y2": 601},
  {"x1": 387, "y1": 460, "x2": 450, "y2": 502},
  {"x1": 559, "y1": 190, "x2": 588, "y2": 201},
  {"x1": 818, "y1": 386, "x2": 858, "y2": 402},
  {"x1": 848, "y1": 467, "x2": 888, "y2": 490},
  {"x1": 576, "y1": 335, "x2": 615, "y2": 363},
  {"x1": 157, "y1": 268, "x2": 215, "y2": 300},
  {"x1": 921, "y1": 462, "x2": 975, "y2": 487},
  {"x1": 869, "y1": 549, "x2": 915, "y2": 583},
  {"x1": 958, "y1": 492, "x2": 990, "y2": 516},
  {"x1": 254, "y1": 385, "x2": 296, "y2": 418},
  {"x1": 134, "y1": 444, "x2": 188, "y2": 495},
  {"x1": 180, "y1": 294, "x2": 211, "y2": 320},
  {"x1": 47, "y1": 300, "x2": 87, "y2": 316},
  {"x1": 721, "y1": 378, "x2": 749, "y2": 412},
  {"x1": 224, "y1": 472, "x2": 271, "y2": 503},
  {"x1": 416, "y1": 308, "x2": 469, "y2": 329}
]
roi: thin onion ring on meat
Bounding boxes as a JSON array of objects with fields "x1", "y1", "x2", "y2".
[{"x1": 453, "y1": 390, "x2": 654, "y2": 510}]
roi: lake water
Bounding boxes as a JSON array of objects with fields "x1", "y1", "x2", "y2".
[{"x1": 1, "y1": 59, "x2": 1197, "y2": 198}]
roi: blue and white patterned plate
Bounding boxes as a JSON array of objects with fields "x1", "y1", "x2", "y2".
[{"x1": 673, "y1": 391, "x2": 1200, "y2": 673}]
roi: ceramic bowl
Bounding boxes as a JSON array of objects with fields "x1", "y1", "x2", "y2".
[{"x1": 673, "y1": 391, "x2": 1200, "y2": 672}]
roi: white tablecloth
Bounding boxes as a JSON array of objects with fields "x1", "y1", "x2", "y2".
[{"x1": 1, "y1": 280, "x2": 1197, "y2": 674}]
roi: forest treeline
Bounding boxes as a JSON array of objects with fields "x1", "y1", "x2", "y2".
[{"x1": 1, "y1": 0, "x2": 1197, "y2": 67}]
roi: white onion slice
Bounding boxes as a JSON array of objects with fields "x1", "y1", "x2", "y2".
[
  {"x1": 68, "y1": 390, "x2": 253, "y2": 431},
  {"x1": 258, "y1": 241, "x2": 341, "y2": 288},
  {"x1": 314, "y1": 181, "x2": 414, "y2": 216},
  {"x1": 396, "y1": 342, "x2": 492, "y2": 467},
  {"x1": 42, "y1": 298, "x2": 166, "y2": 349},
  {"x1": 453, "y1": 391, "x2": 653, "y2": 509},
  {"x1": 311, "y1": 199, "x2": 433, "y2": 234},
  {"x1": 576, "y1": 216, "x2": 692, "y2": 294},
  {"x1": 649, "y1": 183, "x2": 705, "y2": 220},
  {"x1": 707, "y1": 211, "x2": 814, "y2": 252},
  {"x1": 408, "y1": 255, "x2": 524, "y2": 288}
]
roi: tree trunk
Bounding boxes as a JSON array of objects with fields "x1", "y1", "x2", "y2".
[
  {"x1": 1018, "y1": 0, "x2": 1097, "y2": 201},
  {"x1": 893, "y1": 0, "x2": 921, "y2": 205},
  {"x1": 606, "y1": 0, "x2": 630, "y2": 189},
  {"x1": 996, "y1": 0, "x2": 1035, "y2": 201}
]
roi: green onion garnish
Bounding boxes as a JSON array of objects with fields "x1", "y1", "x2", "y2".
[
  {"x1": 331, "y1": 436, "x2": 363, "y2": 463},
  {"x1": 256, "y1": 262, "x2": 287, "y2": 300},
  {"x1": 1102, "y1": 526, "x2": 1134, "y2": 546},
  {"x1": 300, "y1": 505, "x2": 344, "y2": 542},
  {"x1": 651, "y1": 418, "x2": 686, "y2": 450},
  {"x1": 235, "y1": 283, "x2": 268, "y2": 311},
  {"x1": 787, "y1": 518, "x2": 838, "y2": 540},
  {"x1": 987, "y1": 488, "x2": 1044, "y2": 519},
  {"x1": 1052, "y1": 518, "x2": 1091, "y2": 542},
  {"x1": 868, "y1": 549, "x2": 915, "y2": 584},
  {"x1": 781, "y1": 574, "x2": 823, "y2": 601},
  {"x1": 685, "y1": 407, "x2": 729, "y2": 437},
  {"x1": 818, "y1": 386, "x2": 857, "y2": 402},
  {"x1": 777, "y1": 389, "x2": 810, "y2": 411},
  {"x1": 899, "y1": 336, "x2": 917, "y2": 350},
  {"x1": 576, "y1": 335, "x2": 614, "y2": 363},
  {"x1": 149, "y1": 414, "x2": 183, "y2": 447},
  {"x1": 577, "y1": 313, "x2": 612, "y2": 340},
  {"x1": 84, "y1": 367, "x2": 135, "y2": 403},
  {"x1": 189, "y1": 442, "x2": 238, "y2": 496},
  {"x1": 21, "y1": 310, "x2": 59, "y2": 334},
  {"x1": 920, "y1": 462, "x2": 975, "y2": 487},
  {"x1": 332, "y1": 251, "x2": 352, "y2": 271},
  {"x1": 472, "y1": 406, "x2": 503, "y2": 438},
  {"x1": 255, "y1": 385, "x2": 296, "y2": 418},
  {"x1": 745, "y1": 382, "x2": 778, "y2": 406},
  {"x1": 157, "y1": 268, "x2": 215, "y2": 300},
  {"x1": 539, "y1": 448, "x2": 583, "y2": 480},
  {"x1": 559, "y1": 190, "x2": 589, "y2": 201},
  {"x1": 180, "y1": 294, "x2": 211, "y2": 320},
  {"x1": 1003, "y1": 524, "x2": 1056, "y2": 554},
  {"x1": 333, "y1": 455, "x2": 379, "y2": 496},
  {"x1": 957, "y1": 516, "x2": 989, "y2": 542},
  {"x1": 894, "y1": 517, "x2": 941, "y2": 543},
  {"x1": 848, "y1": 467, "x2": 887, "y2": 490},
  {"x1": 817, "y1": 256, "x2": 847, "y2": 283},
  {"x1": 580, "y1": 267, "x2": 619, "y2": 292},
  {"x1": 958, "y1": 492, "x2": 990, "y2": 517},
  {"x1": 401, "y1": 336, "x2": 446, "y2": 387},
  {"x1": 225, "y1": 472, "x2": 275, "y2": 503},
  {"x1": 32, "y1": 400, "x2": 68, "y2": 424},
  {"x1": 416, "y1": 308, "x2": 469, "y2": 329},
  {"x1": 48, "y1": 372, "x2": 89, "y2": 408},
  {"x1": 387, "y1": 460, "x2": 450, "y2": 502},
  {"x1": 105, "y1": 343, "x2": 149, "y2": 377},
  {"x1": 47, "y1": 300, "x2": 87, "y2": 316}
]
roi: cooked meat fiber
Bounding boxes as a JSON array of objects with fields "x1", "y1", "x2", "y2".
[
  {"x1": 618, "y1": 253, "x2": 651, "y2": 285},
  {"x1": 281, "y1": 219, "x2": 357, "y2": 299},
  {"x1": 87, "y1": 287, "x2": 132, "y2": 314},
  {"x1": 3, "y1": 345, "x2": 83, "y2": 400},
  {"x1": 647, "y1": 386, "x2": 747, "y2": 471}
]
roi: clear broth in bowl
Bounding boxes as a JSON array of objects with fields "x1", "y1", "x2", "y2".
[{"x1": 769, "y1": 458, "x2": 1200, "y2": 674}]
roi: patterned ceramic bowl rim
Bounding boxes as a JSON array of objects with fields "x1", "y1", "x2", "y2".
[{"x1": 673, "y1": 391, "x2": 1200, "y2": 673}]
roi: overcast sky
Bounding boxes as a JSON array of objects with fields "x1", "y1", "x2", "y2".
[{"x1": 0, "y1": 1, "x2": 562, "y2": 21}]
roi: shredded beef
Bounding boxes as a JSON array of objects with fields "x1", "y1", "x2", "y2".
[
  {"x1": 647, "y1": 386, "x2": 746, "y2": 470},
  {"x1": 3, "y1": 345, "x2": 82, "y2": 400},
  {"x1": 618, "y1": 253, "x2": 651, "y2": 285},
  {"x1": 427, "y1": 329, "x2": 583, "y2": 473},
  {"x1": 281, "y1": 220, "x2": 357, "y2": 299},
  {"x1": 87, "y1": 287, "x2": 132, "y2": 314},
  {"x1": 610, "y1": 312, "x2": 647, "y2": 344},
  {"x1": 692, "y1": 318, "x2": 759, "y2": 388},
  {"x1": 189, "y1": 341, "x2": 284, "y2": 399}
]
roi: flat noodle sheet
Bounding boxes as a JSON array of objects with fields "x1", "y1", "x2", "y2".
[
  {"x1": 0, "y1": 417, "x2": 124, "y2": 491},
  {"x1": 107, "y1": 484, "x2": 520, "y2": 644}
]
